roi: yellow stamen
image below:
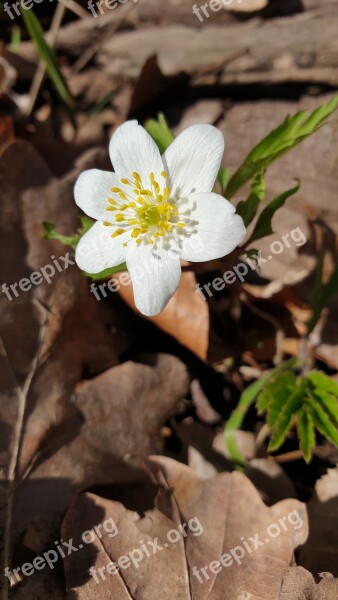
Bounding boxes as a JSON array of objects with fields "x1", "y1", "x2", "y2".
[{"x1": 111, "y1": 228, "x2": 124, "y2": 237}]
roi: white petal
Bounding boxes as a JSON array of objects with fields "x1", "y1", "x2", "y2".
[
  {"x1": 126, "y1": 244, "x2": 181, "y2": 316},
  {"x1": 109, "y1": 120, "x2": 164, "y2": 185},
  {"x1": 75, "y1": 221, "x2": 128, "y2": 273},
  {"x1": 178, "y1": 192, "x2": 246, "y2": 262},
  {"x1": 162, "y1": 124, "x2": 224, "y2": 197},
  {"x1": 74, "y1": 169, "x2": 123, "y2": 221}
]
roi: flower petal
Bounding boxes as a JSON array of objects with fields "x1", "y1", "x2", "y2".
[
  {"x1": 75, "y1": 221, "x2": 129, "y2": 273},
  {"x1": 126, "y1": 244, "x2": 181, "y2": 316},
  {"x1": 177, "y1": 192, "x2": 246, "y2": 262},
  {"x1": 109, "y1": 120, "x2": 164, "y2": 185},
  {"x1": 162, "y1": 124, "x2": 224, "y2": 197},
  {"x1": 74, "y1": 169, "x2": 123, "y2": 221}
]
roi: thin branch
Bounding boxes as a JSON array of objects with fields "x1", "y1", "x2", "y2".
[{"x1": 1, "y1": 302, "x2": 47, "y2": 600}]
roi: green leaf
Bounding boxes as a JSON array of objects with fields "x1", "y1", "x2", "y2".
[
  {"x1": 225, "y1": 96, "x2": 338, "y2": 198},
  {"x1": 224, "y1": 357, "x2": 302, "y2": 467},
  {"x1": 263, "y1": 374, "x2": 296, "y2": 428},
  {"x1": 236, "y1": 172, "x2": 266, "y2": 227},
  {"x1": 43, "y1": 218, "x2": 127, "y2": 279},
  {"x1": 307, "y1": 371, "x2": 338, "y2": 396},
  {"x1": 42, "y1": 216, "x2": 94, "y2": 249},
  {"x1": 21, "y1": 10, "x2": 75, "y2": 110},
  {"x1": 217, "y1": 167, "x2": 231, "y2": 193},
  {"x1": 307, "y1": 262, "x2": 338, "y2": 334},
  {"x1": 297, "y1": 406, "x2": 315, "y2": 463},
  {"x1": 307, "y1": 394, "x2": 338, "y2": 446},
  {"x1": 144, "y1": 113, "x2": 174, "y2": 154},
  {"x1": 85, "y1": 263, "x2": 127, "y2": 280},
  {"x1": 268, "y1": 378, "x2": 307, "y2": 452},
  {"x1": 312, "y1": 389, "x2": 338, "y2": 428},
  {"x1": 248, "y1": 181, "x2": 300, "y2": 244}
]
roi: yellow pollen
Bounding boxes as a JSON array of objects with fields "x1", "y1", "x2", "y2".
[{"x1": 105, "y1": 171, "x2": 184, "y2": 247}]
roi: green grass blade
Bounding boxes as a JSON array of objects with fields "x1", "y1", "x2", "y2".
[{"x1": 22, "y1": 10, "x2": 75, "y2": 110}]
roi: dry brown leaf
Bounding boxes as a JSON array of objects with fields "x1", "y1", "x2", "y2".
[
  {"x1": 62, "y1": 456, "x2": 308, "y2": 599},
  {"x1": 116, "y1": 270, "x2": 209, "y2": 360}
]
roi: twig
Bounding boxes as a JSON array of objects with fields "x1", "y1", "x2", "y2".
[
  {"x1": 59, "y1": 0, "x2": 89, "y2": 19},
  {"x1": 272, "y1": 449, "x2": 317, "y2": 463},
  {"x1": 1, "y1": 302, "x2": 47, "y2": 600},
  {"x1": 71, "y1": 2, "x2": 137, "y2": 73}
]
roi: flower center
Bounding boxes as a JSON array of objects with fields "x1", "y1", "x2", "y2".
[{"x1": 104, "y1": 171, "x2": 185, "y2": 246}]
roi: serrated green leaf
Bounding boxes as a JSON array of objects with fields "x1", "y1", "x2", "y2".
[
  {"x1": 307, "y1": 394, "x2": 338, "y2": 446},
  {"x1": 297, "y1": 406, "x2": 315, "y2": 463},
  {"x1": 224, "y1": 357, "x2": 302, "y2": 467},
  {"x1": 312, "y1": 389, "x2": 338, "y2": 428},
  {"x1": 217, "y1": 167, "x2": 232, "y2": 193},
  {"x1": 236, "y1": 172, "x2": 266, "y2": 227},
  {"x1": 248, "y1": 181, "x2": 300, "y2": 244},
  {"x1": 22, "y1": 10, "x2": 75, "y2": 111},
  {"x1": 225, "y1": 96, "x2": 338, "y2": 198},
  {"x1": 268, "y1": 378, "x2": 307, "y2": 452},
  {"x1": 144, "y1": 113, "x2": 174, "y2": 154},
  {"x1": 308, "y1": 371, "x2": 338, "y2": 396},
  {"x1": 265, "y1": 375, "x2": 296, "y2": 428}
]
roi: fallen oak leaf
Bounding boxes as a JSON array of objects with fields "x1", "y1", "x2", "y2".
[{"x1": 62, "y1": 456, "x2": 308, "y2": 599}]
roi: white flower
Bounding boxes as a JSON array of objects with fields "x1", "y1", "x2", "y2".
[{"x1": 74, "y1": 120, "x2": 246, "y2": 316}]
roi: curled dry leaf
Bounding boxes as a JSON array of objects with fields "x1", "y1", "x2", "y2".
[{"x1": 62, "y1": 456, "x2": 308, "y2": 600}]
